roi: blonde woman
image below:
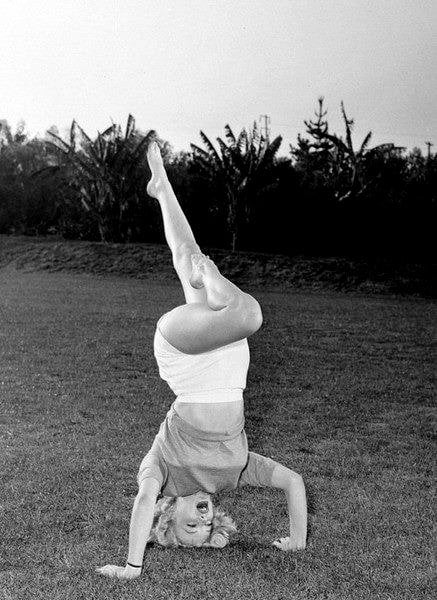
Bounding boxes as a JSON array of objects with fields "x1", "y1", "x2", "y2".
[{"x1": 96, "y1": 141, "x2": 307, "y2": 580}]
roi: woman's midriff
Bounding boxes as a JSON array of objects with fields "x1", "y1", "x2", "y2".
[{"x1": 174, "y1": 400, "x2": 244, "y2": 434}]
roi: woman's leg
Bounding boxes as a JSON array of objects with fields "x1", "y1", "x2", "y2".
[
  {"x1": 159, "y1": 254, "x2": 263, "y2": 354},
  {"x1": 147, "y1": 142, "x2": 262, "y2": 353},
  {"x1": 147, "y1": 142, "x2": 206, "y2": 304}
]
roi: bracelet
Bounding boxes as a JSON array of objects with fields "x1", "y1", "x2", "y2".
[{"x1": 126, "y1": 562, "x2": 143, "y2": 569}]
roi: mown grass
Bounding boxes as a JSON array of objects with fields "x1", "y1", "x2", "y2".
[{"x1": 0, "y1": 268, "x2": 435, "y2": 600}]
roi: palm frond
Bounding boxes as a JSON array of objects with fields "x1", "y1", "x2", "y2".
[
  {"x1": 45, "y1": 132, "x2": 71, "y2": 154},
  {"x1": 100, "y1": 124, "x2": 117, "y2": 141},
  {"x1": 125, "y1": 114, "x2": 136, "y2": 141},
  {"x1": 30, "y1": 164, "x2": 61, "y2": 179},
  {"x1": 73, "y1": 122, "x2": 102, "y2": 165},
  {"x1": 217, "y1": 137, "x2": 233, "y2": 173},
  {"x1": 341, "y1": 102, "x2": 354, "y2": 154},
  {"x1": 355, "y1": 132, "x2": 373, "y2": 161},
  {"x1": 69, "y1": 121, "x2": 78, "y2": 151},
  {"x1": 359, "y1": 131, "x2": 372, "y2": 154},
  {"x1": 199, "y1": 131, "x2": 223, "y2": 166},
  {"x1": 236, "y1": 130, "x2": 247, "y2": 153},
  {"x1": 251, "y1": 121, "x2": 260, "y2": 146},
  {"x1": 190, "y1": 143, "x2": 216, "y2": 175},
  {"x1": 224, "y1": 124, "x2": 237, "y2": 145},
  {"x1": 0, "y1": 121, "x2": 13, "y2": 145},
  {"x1": 262, "y1": 135, "x2": 282, "y2": 164},
  {"x1": 190, "y1": 143, "x2": 210, "y2": 161}
]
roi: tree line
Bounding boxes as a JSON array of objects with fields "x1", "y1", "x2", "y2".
[{"x1": 0, "y1": 98, "x2": 435, "y2": 259}]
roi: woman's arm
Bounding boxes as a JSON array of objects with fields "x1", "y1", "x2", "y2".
[
  {"x1": 238, "y1": 452, "x2": 307, "y2": 551},
  {"x1": 270, "y1": 464, "x2": 307, "y2": 551},
  {"x1": 96, "y1": 477, "x2": 161, "y2": 580}
]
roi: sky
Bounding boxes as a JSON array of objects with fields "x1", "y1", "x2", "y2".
[{"x1": 1, "y1": 0, "x2": 436, "y2": 154}]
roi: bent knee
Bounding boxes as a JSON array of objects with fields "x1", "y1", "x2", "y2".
[{"x1": 240, "y1": 296, "x2": 263, "y2": 335}]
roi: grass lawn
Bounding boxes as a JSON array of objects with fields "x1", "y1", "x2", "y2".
[{"x1": 0, "y1": 268, "x2": 434, "y2": 600}]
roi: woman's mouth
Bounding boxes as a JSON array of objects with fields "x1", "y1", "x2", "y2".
[{"x1": 196, "y1": 501, "x2": 209, "y2": 514}]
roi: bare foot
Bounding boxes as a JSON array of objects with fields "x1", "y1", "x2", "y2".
[
  {"x1": 146, "y1": 142, "x2": 167, "y2": 198},
  {"x1": 189, "y1": 254, "x2": 230, "y2": 310},
  {"x1": 189, "y1": 253, "x2": 220, "y2": 289},
  {"x1": 189, "y1": 252, "x2": 207, "y2": 289}
]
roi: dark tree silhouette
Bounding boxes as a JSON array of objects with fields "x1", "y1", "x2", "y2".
[
  {"x1": 0, "y1": 108, "x2": 434, "y2": 260},
  {"x1": 39, "y1": 116, "x2": 156, "y2": 242},
  {"x1": 292, "y1": 97, "x2": 405, "y2": 203},
  {"x1": 191, "y1": 123, "x2": 282, "y2": 250}
]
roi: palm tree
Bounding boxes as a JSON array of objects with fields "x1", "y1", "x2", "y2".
[
  {"x1": 191, "y1": 123, "x2": 282, "y2": 251},
  {"x1": 40, "y1": 116, "x2": 155, "y2": 242}
]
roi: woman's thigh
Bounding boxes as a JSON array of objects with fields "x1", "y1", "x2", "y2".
[{"x1": 159, "y1": 302, "x2": 251, "y2": 354}]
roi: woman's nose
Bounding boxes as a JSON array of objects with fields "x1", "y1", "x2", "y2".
[{"x1": 199, "y1": 513, "x2": 210, "y2": 522}]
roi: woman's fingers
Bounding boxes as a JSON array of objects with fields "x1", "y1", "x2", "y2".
[
  {"x1": 272, "y1": 536, "x2": 306, "y2": 551},
  {"x1": 96, "y1": 564, "x2": 142, "y2": 580},
  {"x1": 95, "y1": 564, "x2": 124, "y2": 578},
  {"x1": 272, "y1": 537, "x2": 287, "y2": 549},
  {"x1": 210, "y1": 532, "x2": 228, "y2": 548}
]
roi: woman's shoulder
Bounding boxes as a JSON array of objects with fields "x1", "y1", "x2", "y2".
[{"x1": 137, "y1": 450, "x2": 167, "y2": 490}]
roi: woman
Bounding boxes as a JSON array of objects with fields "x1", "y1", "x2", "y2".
[{"x1": 96, "y1": 141, "x2": 307, "y2": 580}]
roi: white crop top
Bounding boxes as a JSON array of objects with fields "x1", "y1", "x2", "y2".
[{"x1": 153, "y1": 323, "x2": 250, "y2": 400}]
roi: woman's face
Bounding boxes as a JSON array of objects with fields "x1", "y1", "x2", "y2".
[{"x1": 173, "y1": 491, "x2": 214, "y2": 547}]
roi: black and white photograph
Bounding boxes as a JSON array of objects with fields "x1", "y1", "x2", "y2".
[{"x1": 0, "y1": 1, "x2": 435, "y2": 599}]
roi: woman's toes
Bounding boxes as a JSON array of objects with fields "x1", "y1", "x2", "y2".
[
  {"x1": 147, "y1": 142, "x2": 165, "y2": 173},
  {"x1": 190, "y1": 252, "x2": 204, "y2": 268},
  {"x1": 189, "y1": 253, "x2": 206, "y2": 288}
]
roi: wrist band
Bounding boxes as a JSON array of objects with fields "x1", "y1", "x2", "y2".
[{"x1": 127, "y1": 562, "x2": 142, "y2": 569}]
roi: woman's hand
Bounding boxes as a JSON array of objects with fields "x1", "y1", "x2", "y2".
[
  {"x1": 272, "y1": 535, "x2": 306, "y2": 552},
  {"x1": 95, "y1": 563, "x2": 142, "y2": 580},
  {"x1": 202, "y1": 531, "x2": 229, "y2": 548}
]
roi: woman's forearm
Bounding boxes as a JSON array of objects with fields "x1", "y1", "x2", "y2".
[
  {"x1": 285, "y1": 474, "x2": 307, "y2": 542},
  {"x1": 126, "y1": 493, "x2": 157, "y2": 565}
]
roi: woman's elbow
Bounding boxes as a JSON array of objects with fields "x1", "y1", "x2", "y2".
[
  {"x1": 271, "y1": 464, "x2": 304, "y2": 491},
  {"x1": 290, "y1": 471, "x2": 304, "y2": 486},
  {"x1": 287, "y1": 471, "x2": 305, "y2": 495}
]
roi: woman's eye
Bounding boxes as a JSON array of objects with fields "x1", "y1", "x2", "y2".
[{"x1": 187, "y1": 523, "x2": 196, "y2": 528}]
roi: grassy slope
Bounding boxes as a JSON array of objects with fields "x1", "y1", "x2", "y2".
[
  {"x1": 1, "y1": 234, "x2": 435, "y2": 297},
  {"x1": 0, "y1": 269, "x2": 435, "y2": 600}
]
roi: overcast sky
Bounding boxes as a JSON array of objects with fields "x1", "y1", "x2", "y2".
[{"x1": 1, "y1": 0, "x2": 435, "y2": 154}]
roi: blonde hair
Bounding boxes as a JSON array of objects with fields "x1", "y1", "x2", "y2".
[{"x1": 148, "y1": 497, "x2": 237, "y2": 548}]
